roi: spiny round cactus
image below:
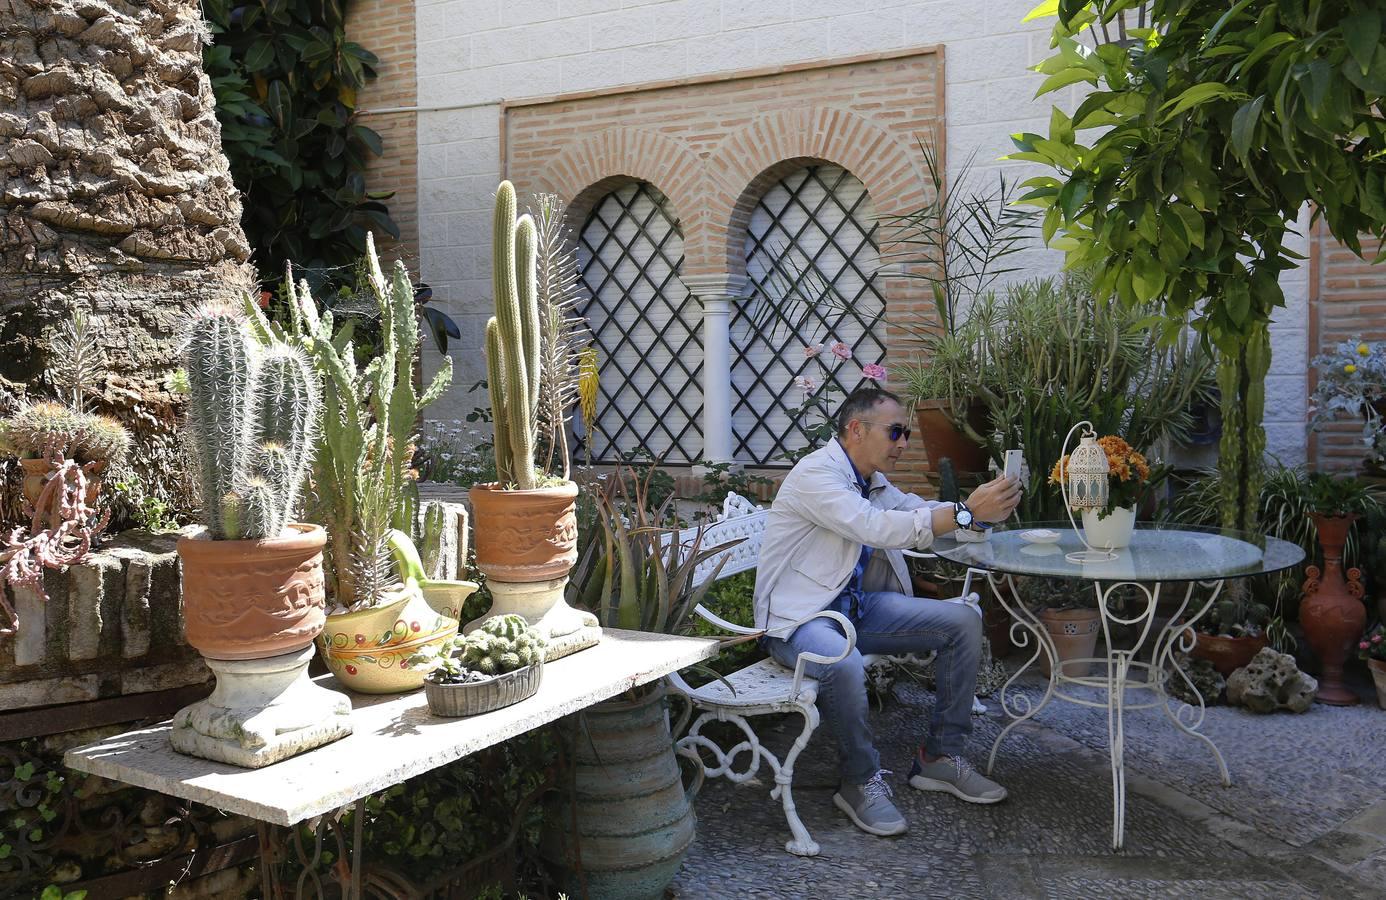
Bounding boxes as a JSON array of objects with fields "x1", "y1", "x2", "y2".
[
  {"x1": 460, "y1": 614, "x2": 545, "y2": 676},
  {"x1": 0, "y1": 401, "x2": 130, "y2": 464}
]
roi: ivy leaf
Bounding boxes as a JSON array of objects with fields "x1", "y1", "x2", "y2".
[
  {"x1": 1343, "y1": 11, "x2": 1381, "y2": 75},
  {"x1": 15, "y1": 762, "x2": 35, "y2": 781}
]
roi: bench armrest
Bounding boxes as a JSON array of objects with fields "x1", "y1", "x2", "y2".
[
  {"x1": 690, "y1": 604, "x2": 762, "y2": 636},
  {"x1": 788, "y1": 610, "x2": 857, "y2": 700}
]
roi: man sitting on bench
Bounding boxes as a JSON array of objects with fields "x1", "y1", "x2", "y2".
[{"x1": 753, "y1": 386, "x2": 1021, "y2": 837}]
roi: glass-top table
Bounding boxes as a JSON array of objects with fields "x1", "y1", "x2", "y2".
[{"x1": 928, "y1": 522, "x2": 1305, "y2": 850}]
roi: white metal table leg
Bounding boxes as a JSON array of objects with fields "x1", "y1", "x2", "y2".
[
  {"x1": 986, "y1": 573, "x2": 1059, "y2": 775},
  {"x1": 1153, "y1": 580, "x2": 1232, "y2": 786}
]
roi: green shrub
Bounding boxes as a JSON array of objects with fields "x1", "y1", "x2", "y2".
[{"x1": 204, "y1": 0, "x2": 396, "y2": 285}]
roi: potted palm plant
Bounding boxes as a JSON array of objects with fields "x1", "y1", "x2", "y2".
[
  {"x1": 466, "y1": 185, "x2": 596, "y2": 660},
  {"x1": 541, "y1": 463, "x2": 739, "y2": 900},
  {"x1": 170, "y1": 303, "x2": 351, "y2": 767},
  {"x1": 265, "y1": 235, "x2": 461, "y2": 695}
]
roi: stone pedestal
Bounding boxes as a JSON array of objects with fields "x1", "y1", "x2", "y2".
[
  {"x1": 170, "y1": 646, "x2": 352, "y2": 768},
  {"x1": 465, "y1": 578, "x2": 600, "y2": 662}
]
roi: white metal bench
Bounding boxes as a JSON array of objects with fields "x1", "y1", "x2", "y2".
[{"x1": 665, "y1": 492, "x2": 986, "y2": 857}]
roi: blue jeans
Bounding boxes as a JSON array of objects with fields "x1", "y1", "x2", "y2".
[{"x1": 765, "y1": 591, "x2": 982, "y2": 785}]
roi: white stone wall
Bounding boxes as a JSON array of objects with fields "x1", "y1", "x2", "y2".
[{"x1": 413, "y1": 0, "x2": 1309, "y2": 463}]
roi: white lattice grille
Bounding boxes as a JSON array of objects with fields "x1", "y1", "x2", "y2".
[
  {"x1": 576, "y1": 182, "x2": 702, "y2": 464},
  {"x1": 732, "y1": 165, "x2": 888, "y2": 465}
]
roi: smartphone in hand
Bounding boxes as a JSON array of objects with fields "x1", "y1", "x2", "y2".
[{"x1": 1003, "y1": 449, "x2": 1023, "y2": 482}]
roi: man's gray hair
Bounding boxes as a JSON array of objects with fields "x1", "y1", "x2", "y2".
[{"x1": 836, "y1": 387, "x2": 902, "y2": 436}]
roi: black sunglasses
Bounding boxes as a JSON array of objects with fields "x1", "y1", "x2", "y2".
[{"x1": 860, "y1": 420, "x2": 911, "y2": 442}]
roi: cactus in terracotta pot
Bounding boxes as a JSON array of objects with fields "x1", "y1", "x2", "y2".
[
  {"x1": 487, "y1": 180, "x2": 542, "y2": 489},
  {"x1": 460, "y1": 614, "x2": 545, "y2": 675},
  {"x1": 183, "y1": 305, "x2": 319, "y2": 540}
]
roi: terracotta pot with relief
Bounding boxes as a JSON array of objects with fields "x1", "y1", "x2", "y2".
[
  {"x1": 470, "y1": 481, "x2": 579, "y2": 582},
  {"x1": 1300, "y1": 512, "x2": 1366, "y2": 706},
  {"x1": 178, "y1": 523, "x2": 328, "y2": 661},
  {"x1": 1191, "y1": 631, "x2": 1267, "y2": 677}
]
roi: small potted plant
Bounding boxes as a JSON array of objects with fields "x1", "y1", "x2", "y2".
[
  {"x1": 410, "y1": 614, "x2": 546, "y2": 717},
  {"x1": 1022, "y1": 576, "x2": 1100, "y2": 678},
  {"x1": 1358, "y1": 623, "x2": 1386, "y2": 710},
  {"x1": 1050, "y1": 435, "x2": 1164, "y2": 550},
  {"x1": 1188, "y1": 584, "x2": 1272, "y2": 676}
]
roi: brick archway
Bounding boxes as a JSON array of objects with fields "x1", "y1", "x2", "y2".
[
  {"x1": 701, "y1": 106, "x2": 924, "y2": 280},
  {"x1": 517, "y1": 126, "x2": 704, "y2": 241}
]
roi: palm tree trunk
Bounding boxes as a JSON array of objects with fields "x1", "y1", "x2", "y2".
[{"x1": 0, "y1": 0, "x2": 256, "y2": 510}]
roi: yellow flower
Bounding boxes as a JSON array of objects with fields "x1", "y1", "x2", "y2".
[
  {"x1": 1359, "y1": 343, "x2": 1371, "y2": 356},
  {"x1": 1346, "y1": 363, "x2": 1358, "y2": 374}
]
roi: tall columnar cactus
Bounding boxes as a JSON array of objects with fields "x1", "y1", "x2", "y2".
[
  {"x1": 488, "y1": 180, "x2": 542, "y2": 490},
  {"x1": 184, "y1": 304, "x2": 320, "y2": 541}
]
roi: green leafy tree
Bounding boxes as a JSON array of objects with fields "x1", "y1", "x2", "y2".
[
  {"x1": 203, "y1": 0, "x2": 397, "y2": 285},
  {"x1": 1014, "y1": 0, "x2": 1386, "y2": 531}
]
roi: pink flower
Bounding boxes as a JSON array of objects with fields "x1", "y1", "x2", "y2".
[
  {"x1": 803, "y1": 343, "x2": 823, "y2": 359},
  {"x1": 861, "y1": 363, "x2": 887, "y2": 381},
  {"x1": 830, "y1": 341, "x2": 852, "y2": 361},
  {"x1": 1361, "y1": 641, "x2": 1371, "y2": 650},
  {"x1": 794, "y1": 374, "x2": 817, "y2": 395},
  {"x1": 1374, "y1": 634, "x2": 1383, "y2": 644}
]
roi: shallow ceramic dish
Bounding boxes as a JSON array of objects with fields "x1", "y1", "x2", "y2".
[{"x1": 1020, "y1": 528, "x2": 1061, "y2": 544}]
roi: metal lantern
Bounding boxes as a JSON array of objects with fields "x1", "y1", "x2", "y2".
[{"x1": 1066, "y1": 433, "x2": 1110, "y2": 511}]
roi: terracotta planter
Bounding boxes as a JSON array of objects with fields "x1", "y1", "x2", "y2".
[
  {"x1": 1081, "y1": 505, "x2": 1137, "y2": 550},
  {"x1": 470, "y1": 480, "x2": 578, "y2": 582},
  {"x1": 914, "y1": 399, "x2": 988, "y2": 474},
  {"x1": 1191, "y1": 631, "x2": 1267, "y2": 677},
  {"x1": 20, "y1": 457, "x2": 106, "y2": 507},
  {"x1": 1038, "y1": 607, "x2": 1100, "y2": 678},
  {"x1": 1369, "y1": 658, "x2": 1386, "y2": 710},
  {"x1": 1300, "y1": 513, "x2": 1366, "y2": 706},
  {"x1": 317, "y1": 586, "x2": 459, "y2": 694},
  {"x1": 178, "y1": 523, "x2": 327, "y2": 661}
]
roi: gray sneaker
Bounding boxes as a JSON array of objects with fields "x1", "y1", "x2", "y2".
[
  {"x1": 832, "y1": 769, "x2": 908, "y2": 836},
  {"x1": 908, "y1": 753, "x2": 1008, "y2": 804}
]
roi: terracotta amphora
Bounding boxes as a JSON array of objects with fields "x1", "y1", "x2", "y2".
[{"x1": 1300, "y1": 513, "x2": 1366, "y2": 706}]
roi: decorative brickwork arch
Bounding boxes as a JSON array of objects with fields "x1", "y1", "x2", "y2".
[
  {"x1": 704, "y1": 107, "x2": 925, "y2": 280},
  {"x1": 525, "y1": 127, "x2": 704, "y2": 238}
]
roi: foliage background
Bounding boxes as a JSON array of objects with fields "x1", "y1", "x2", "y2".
[{"x1": 204, "y1": 0, "x2": 398, "y2": 288}]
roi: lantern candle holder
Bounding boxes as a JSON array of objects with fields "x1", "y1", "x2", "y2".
[{"x1": 1059, "y1": 421, "x2": 1119, "y2": 563}]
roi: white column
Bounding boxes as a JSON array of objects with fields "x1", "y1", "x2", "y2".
[{"x1": 681, "y1": 274, "x2": 748, "y2": 467}]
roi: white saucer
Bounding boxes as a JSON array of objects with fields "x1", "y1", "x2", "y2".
[{"x1": 1019, "y1": 528, "x2": 1061, "y2": 544}]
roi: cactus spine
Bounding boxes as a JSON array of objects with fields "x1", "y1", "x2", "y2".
[
  {"x1": 184, "y1": 305, "x2": 320, "y2": 541},
  {"x1": 488, "y1": 180, "x2": 542, "y2": 490}
]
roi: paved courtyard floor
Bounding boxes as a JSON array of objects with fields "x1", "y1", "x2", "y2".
[{"x1": 673, "y1": 670, "x2": 1386, "y2": 899}]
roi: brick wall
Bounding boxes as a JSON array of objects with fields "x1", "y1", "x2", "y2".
[
  {"x1": 410, "y1": 0, "x2": 1315, "y2": 473},
  {"x1": 1311, "y1": 223, "x2": 1386, "y2": 471},
  {"x1": 347, "y1": 0, "x2": 420, "y2": 271}
]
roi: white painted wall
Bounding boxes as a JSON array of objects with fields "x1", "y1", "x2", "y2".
[{"x1": 413, "y1": 0, "x2": 1308, "y2": 464}]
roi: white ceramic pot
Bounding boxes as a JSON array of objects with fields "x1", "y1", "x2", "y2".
[{"x1": 1081, "y1": 505, "x2": 1137, "y2": 550}]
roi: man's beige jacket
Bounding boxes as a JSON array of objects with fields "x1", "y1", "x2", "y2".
[{"x1": 753, "y1": 439, "x2": 945, "y2": 636}]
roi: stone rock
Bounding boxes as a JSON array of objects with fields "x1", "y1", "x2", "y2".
[{"x1": 1226, "y1": 647, "x2": 1318, "y2": 714}]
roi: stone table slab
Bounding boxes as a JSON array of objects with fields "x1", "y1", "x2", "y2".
[{"x1": 64, "y1": 629, "x2": 717, "y2": 826}]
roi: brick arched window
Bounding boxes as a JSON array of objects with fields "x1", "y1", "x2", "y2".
[
  {"x1": 731, "y1": 163, "x2": 888, "y2": 465},
  {"x1": 576, "y1": 180, "x2": 703, "y2": 464}
]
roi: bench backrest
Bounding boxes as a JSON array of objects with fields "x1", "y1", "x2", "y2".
[{"x1": 664, "y1": 492, "x2": 768, "y2": 590}]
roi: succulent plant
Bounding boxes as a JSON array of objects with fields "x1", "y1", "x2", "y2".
[
  {"x1": 182, "y1": 304, "x2": 320, "y2": 540},
  {"x1": 485, "y1": 184, "x2": 584, "y2": 489},
  {"x1": 0, "y1": 401, "x2": 130, "y2": 465},
  {"x1": 262, "y1": 233, "x2": 453, "y2": 610},
  {"x1": 459, "y1": 614, "x2": 545, "y2": 676}
]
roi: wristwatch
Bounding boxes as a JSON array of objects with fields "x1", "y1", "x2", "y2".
[{"x1": 952, "y1": 500, "x2": 974, "y2": 530}]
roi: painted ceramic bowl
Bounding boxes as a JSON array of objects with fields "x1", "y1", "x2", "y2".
[{"x1": 317, "y1": 585, "x2": 459, "y2": 694}]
